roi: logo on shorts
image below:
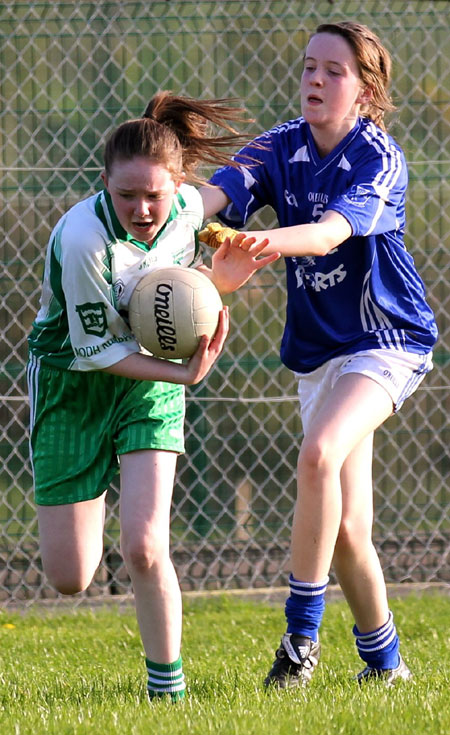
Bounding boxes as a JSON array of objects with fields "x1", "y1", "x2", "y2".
[{"x1": 76, "y1": 302, "x2": 108, "y2": 337}]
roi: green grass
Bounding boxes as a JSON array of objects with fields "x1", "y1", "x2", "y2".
[{"x1": 0, "y1": 593, "x2": 449, "y2": 735}]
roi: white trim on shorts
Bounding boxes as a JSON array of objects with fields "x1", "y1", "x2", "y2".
[
  {"x1": 296, "y1": 349, "x2": 433, "y2": 433},
  {"x1": 27, "y1": 353, "x2": 40, "y2": 431},
  {"x1": 26, "y1": 353, "x2": 41, "y2": 473}
]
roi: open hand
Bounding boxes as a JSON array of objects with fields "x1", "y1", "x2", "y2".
[{"x1": 211, "y1": 233, "x2": 280, "y2": 294}]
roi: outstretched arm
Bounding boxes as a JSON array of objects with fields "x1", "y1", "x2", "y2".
[
  {"x1": 244, "y1": 210, "x2": 352, "y2": 257},
  {"x1": 199, "y1": 184, "x2": 352, "y2": 258}
]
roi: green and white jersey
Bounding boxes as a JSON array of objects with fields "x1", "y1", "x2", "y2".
[{"x1": 28, "y1": 184, "x2": 204, "y2": 371}]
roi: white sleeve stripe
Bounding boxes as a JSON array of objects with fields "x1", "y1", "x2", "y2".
[
  {"x1": 361, "y1": 125, "x2": 404, "y2": 194},
  {"x1": 359, "y1": 128, "x2": 404, "y2": 236},
  {"x1": 363, "y1": 195, "x2": 385, "y2": 236}
]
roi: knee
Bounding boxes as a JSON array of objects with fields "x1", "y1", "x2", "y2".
[
  {"x1": 334, "y1": 515, "x2": 372, "y2": 558},
  {"x1": 298, "y1": 437, "x2": 339, "y2": 481},
  {"x1": 121, "y1": 533, "x2": 168, "y2": 576},
  {"x1": 42, "y1": 561, "x2": 96, "y2": 595}
]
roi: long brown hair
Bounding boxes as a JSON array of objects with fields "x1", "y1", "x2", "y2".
[
  {"x1": 313, "y1": 22, "x2": 395, "y2": 130},
  {"x1": 104, "y1": 91, "x2": 255, "y2": 183}
]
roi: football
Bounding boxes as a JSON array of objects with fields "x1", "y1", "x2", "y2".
[{"x1": 128, "y1": 266, "x2": 223, "y2": 359}]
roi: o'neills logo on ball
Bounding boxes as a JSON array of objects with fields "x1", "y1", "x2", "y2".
[{"x1": 154, "y1": 283, "x2": 177, "y2": 352}]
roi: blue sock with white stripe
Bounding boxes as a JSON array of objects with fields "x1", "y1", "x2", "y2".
[
  {"x1": 284, "y1": 574, "x2": 329, "y2": 641},
  {"x1": 353, "y1": 611, "x2": 400, "y2": 670},
  {"x1": 146, "y1": 656, "x2": 185, "y2": 702}
]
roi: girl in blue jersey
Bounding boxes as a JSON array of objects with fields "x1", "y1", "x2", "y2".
[
  {"x1": 199, "y1": 21, "x2": 438, "y2": 687},
  {"x1": 28, "y1": 92, "x2": 277, "y2": 703}
]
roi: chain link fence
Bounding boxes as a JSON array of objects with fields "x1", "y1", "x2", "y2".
[{"x1": 1, "y1": 0, "x2": 449, "y2": 605}]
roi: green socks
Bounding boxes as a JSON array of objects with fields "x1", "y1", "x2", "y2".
[{"x1": 146, "y1": 655, "x2": 185, "y2": 702}]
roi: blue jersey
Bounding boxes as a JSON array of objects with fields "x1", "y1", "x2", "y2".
[{"x1": 210, "y1": 117, "x2": 438, "y2": 373}]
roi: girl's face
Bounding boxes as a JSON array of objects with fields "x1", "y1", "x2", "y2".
[
  {"x1": 300, "y1": 32, "x2": 369, "y2": 148},
  {"x1": 101, "y1": 156, "x2": 184, "y2": 244}
]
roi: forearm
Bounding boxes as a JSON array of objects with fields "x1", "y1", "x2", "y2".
[
  {"x1": 101, "y1": 306, "x2": 230, "y2": 386},
  {"x1": 250, "y1": 212, "x2": 353, "y2": 257},
  {"x1": 102, "y1": 352, "x2": 189, "y2": 384},
  {"x1": 198, "y1": 199, "x2": 352, "y2": 258}
]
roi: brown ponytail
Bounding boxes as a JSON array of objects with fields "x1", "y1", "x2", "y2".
[{"x1": 104, "y1": 91, "x2": 256, "y2": 183}]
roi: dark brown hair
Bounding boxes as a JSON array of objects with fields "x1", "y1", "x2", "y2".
[
  {"x1": 312, "y1": 21, "x2": 395, "y2": 130},
  {"x1": 103, "y1": 91, "x2": 255, "y2": 183}
]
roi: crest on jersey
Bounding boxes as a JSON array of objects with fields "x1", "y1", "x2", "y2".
[
  {"x1": 113, "y1": 278, "x2": 125, "y2": 302},
  {"x1": 76, "y1": 302, "x2": 108, "y2": 337},
  {"x1": 343, "y1": 185, "x2": 372, "y2": 208}
]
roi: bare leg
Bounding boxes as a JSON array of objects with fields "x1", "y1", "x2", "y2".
[
  {"x1": 119, "y1": 449, "x2": 181, "y2": 663},
  {"x1": 291, "y1": 374, "x2": 392, "y2": 587},
  {"x1": 37, "y1": 492, "x2": 107, "y2": 594},
  {"x1": 333, "y1": 433, "x2": 389, "y2": 632}
]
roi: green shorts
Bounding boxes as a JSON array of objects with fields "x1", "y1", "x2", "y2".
[{"x1": 27, "y1": 356, "x2": 185, "y2": 505}]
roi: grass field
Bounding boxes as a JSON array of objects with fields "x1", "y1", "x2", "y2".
[{"x1": 0, "y1": 592, "x2": 449, "y2": 735}]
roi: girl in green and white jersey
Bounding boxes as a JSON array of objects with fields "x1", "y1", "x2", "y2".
[{"x1": 28, "y1": 92, "x2": 278, "y2": 702}]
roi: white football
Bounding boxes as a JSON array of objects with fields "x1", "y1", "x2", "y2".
[{"x1": 129, "y1": 266, "x2": 223, "y2": 359}]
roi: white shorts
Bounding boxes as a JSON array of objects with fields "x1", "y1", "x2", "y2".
[{"x1": 296, "y1": 349, "x2": 433, "y2": 433}]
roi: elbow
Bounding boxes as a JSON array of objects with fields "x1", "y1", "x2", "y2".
[
  {"x1": 315, "y1": 240, "x2": 336, "y2": 257},
  {"x1": 311, "y1": 236, "x2": 339, "y2": 257},
  {"x1": 315, "y1": 212, "x2": 352, "y2": 255}
]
